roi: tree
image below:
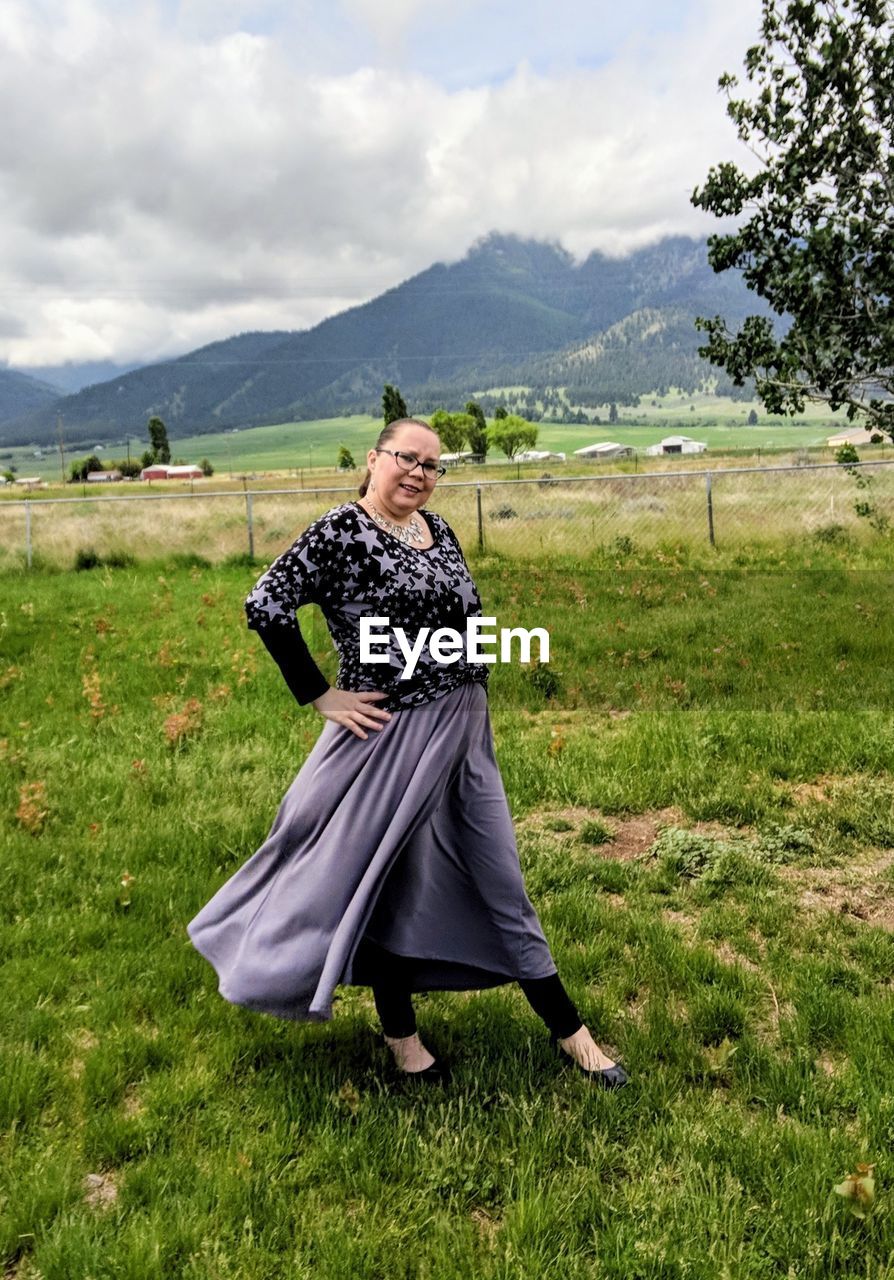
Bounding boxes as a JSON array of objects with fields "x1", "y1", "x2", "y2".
[
  {"x1": 429, "y1": 409, "x2": 470, "y2": 455},
  {"x1": 494, "y1": 405, "x2": 508, "y2": 420},
  {"x1": 147, "y1": 416, "x2": 171, "y2": 464},
  {"x1": 69, "y1": 454, "x2": 103, "y2": 482},
  {"x1": 747, "y1": 408, "x2": 759, "y2": 426},
  {"x1": 465, "y1": 400, "x2": 489, "y2": 459},
  {"x1": 114, "y1": 458, "x2": 142, "y2": 478},
  {"x1": 488, "y1": 414, "x2": 537, "y2": 461},
  {"x1": 337, "y1": 445, "x2": 355, "y2": 470},
  {"x1": 608, "y1": 402, "x2": 619, "y2": 425},
  {"x1": 200, "y1": 458, "x2": 214, "y2": 476},
  {"x1": 691, "y1": 0, "x2": 894, "y2": 437},
  {"x1": 382, "y1": 384, "x2": 408, "y2": 426}
]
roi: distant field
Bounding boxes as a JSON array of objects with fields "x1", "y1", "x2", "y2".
[{"x1": 0, "y1": 397, "x2": 876, "y2": 482}]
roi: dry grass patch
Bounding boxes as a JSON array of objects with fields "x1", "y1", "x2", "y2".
[
  {"x1": 69, "y1": 1027, "x2": 98, "y2": 1080},
  {"x1": 777, "y1": 773, "x2": 873, "y2": 806},
  {"x1": 780, "y1": 850, "x2": 894, "y2": 930},
  {"x1": 470, "y1": 1206, "x2": 502, "y2": 1243}
]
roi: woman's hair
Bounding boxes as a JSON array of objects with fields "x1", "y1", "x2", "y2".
[{"x1": 358, "y1": 418, "x2": 437, "y2": 497}]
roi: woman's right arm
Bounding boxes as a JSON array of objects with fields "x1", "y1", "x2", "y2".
[{"x1": 244, "y1": 523, "x2": 391, "y2": 739}]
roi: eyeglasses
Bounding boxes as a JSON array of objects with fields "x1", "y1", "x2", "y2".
[{"x1": 376, "y1": 448, "x2": 446, "y2": 480}]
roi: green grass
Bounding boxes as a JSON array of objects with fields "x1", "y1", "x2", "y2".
[
  {"x1": 2, "y1": 545, "x2": 894, "y2": 1277},
  {"x1": 5, "y1": 399, "x2": 888, "y2": 483}
]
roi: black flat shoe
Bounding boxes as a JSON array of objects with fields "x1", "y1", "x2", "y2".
[
  {"x1": 550, "y1": 1034, "x2": 629, "y2": 1089},
  {"x1": 394, "y1": 1059, "x2": 451, "y2": 1086}
]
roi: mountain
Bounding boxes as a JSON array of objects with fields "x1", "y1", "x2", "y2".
[
  {"x1": 22, "y1": 360, "x2": 144, "y2": 394},
  {"x1": 2, "y1": 235, "x2": 763, "y2": 446},
  {"x1": 0, "y1": 367, "x2": 63, "y2": 426}
]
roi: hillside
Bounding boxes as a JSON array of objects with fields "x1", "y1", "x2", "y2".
[
  {"x1": 2, "y1": 234, "x2": 764, "y2": 446},
  {"x1": 0, "y1": 367, "x2": 62, "y2": 426}
]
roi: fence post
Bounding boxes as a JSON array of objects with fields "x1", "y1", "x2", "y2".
[
  {"x1": 25, "y1": 500, "x2": 32, "y2": 569},
  {"x1": 245, "y1": 492, "x2": 255, "y2": 559},
  {"x1": 476, "y1": 485, "x2": 484, "y2": 552},
  {"x1": 705, "y1": 471, "x2": 715, "y2": 547}
]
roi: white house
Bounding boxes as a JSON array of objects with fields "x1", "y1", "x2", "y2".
[
  {"x1": 166, "y1": 464, "x2": 204, "y2": 479},
  {"x1": 574, "y1": 442, "x2": 634, "y2": 460},
  {"x1": 644, "y1": 435, "x2": 707, "y2": 456},
  {"x1": 827, "y1": 427, "x2": 883, "y2": 447},
  {"x1": 514, "y1": 450, "x2": 566, "y2": 463}
]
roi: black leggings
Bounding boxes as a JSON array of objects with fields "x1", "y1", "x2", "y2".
[{"x1": 369, "y1": 946, "x2": 583, "y2": 1041}]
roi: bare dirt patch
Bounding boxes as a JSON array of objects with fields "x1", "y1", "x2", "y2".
[
  {"x1": 83, "y1": 1170, "x2": 119, "y2": 1210},
  {"x1": 519, "y1": 806, "x2": 750, "y2": 862}
]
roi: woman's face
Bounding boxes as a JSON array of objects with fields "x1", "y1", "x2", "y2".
[{"x1": 366, "y1": 423, "x2": 441, "y2": 518}]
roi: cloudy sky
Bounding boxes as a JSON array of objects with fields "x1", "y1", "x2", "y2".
[{"x1": 0, "y1": 0, "x2": 762, "y2": 370}]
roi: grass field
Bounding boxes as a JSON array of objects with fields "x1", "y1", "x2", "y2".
[
  {"x1": 2, "y1": 397, "x2": 881, "y2": 482},
  {"x1": 3, "y1": 538, "x2": 894, "y2": 1277}
]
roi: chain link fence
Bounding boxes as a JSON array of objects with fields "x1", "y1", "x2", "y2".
[{"x1": 1, "y1": 460, "x2": 892, "y2": 570}]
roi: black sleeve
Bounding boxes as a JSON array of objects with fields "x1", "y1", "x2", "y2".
[
  {"x1": 253, "y1": 620, "x2": 330, "y2": 706},
  {"x1": 244, "y1": 518, "x2": 334, "y2": 706}
]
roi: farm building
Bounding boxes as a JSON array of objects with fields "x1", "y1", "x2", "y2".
[
  {"x1": 166, "y1": 465, "x2": 204, "y2": 479},
  {"x1": 574, "y1": 442, "x2": 634, "y2": 460},
  {"x1": 827, "y1": 427, "x2": 884, "y2": 447},
  {"x1": 139, "y1": 464, "x2": 204, "y2": 480},
  {"x1": 515, "y1": 450, "x2": 566, "y2": 462},
  {"x1": 644, "y1": 435, "x2": 707, "y2": 456},
  {"x1": 87, "y1": 470, "x2": 123, "y2": 483},
  {"x1": 440, "y1": 451, "x2": 476, "y2": 466}
]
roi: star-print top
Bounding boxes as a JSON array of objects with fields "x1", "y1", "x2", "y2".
[{"x1": 244, "y1": 500, "x2": 490, "y2": 711}]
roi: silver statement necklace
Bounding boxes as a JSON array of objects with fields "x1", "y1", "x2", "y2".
[{"x1": 365, "y1": 500, "x2": 427, "y2": 546}]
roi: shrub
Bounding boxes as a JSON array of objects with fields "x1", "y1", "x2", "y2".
[
  {"x1": 525, "y1": 662, "x2": 561, "y2": 699},
  {"x1": 104, "y1": 549, "x2": 136, "y2": 569},
  {"x1": 579, "y1": 819, "x2": 613, "y2": 846},
  {"x1": 811, "y1": 523, "x2": 852, "y2": 546},
  {"x1": 169, "y1": 552, "x2": 211, "y2": 570},
  {"x1": 74, "y1": 547, "x2": 102, "y2": 571}
]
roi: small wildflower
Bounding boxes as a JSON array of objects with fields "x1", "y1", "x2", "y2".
[
  {"x1": 118, "y1": 871, "x2": 136, "y2": 907},
  {"x1": 16, "y1": 781, "x2": 48, "y2": 834},
  {"x1": 163, "y1": 697, "x2": 204, "y2": 745},
  {"x1": 82, "y1": 670, "x2": 106, "y2": 719},
  {"x1": 834, "y1": 1164, "x2": 876, "y2": 1218},
  {"x1": 334, "y1": 1080, "x2": 361, "y2": 1116}
]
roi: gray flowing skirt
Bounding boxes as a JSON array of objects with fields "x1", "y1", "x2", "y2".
[{"x1": 186, "y1": 680, "x2": 557, "y2": 1022}]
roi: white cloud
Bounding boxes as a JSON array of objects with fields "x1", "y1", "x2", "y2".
[{"x1": 0, "y1": 0, "x2": 762, "y2": 367}]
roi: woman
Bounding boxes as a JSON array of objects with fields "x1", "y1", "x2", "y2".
[{"x1": 187, "y1": 418, "x2": 627, "y2": 1088}]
